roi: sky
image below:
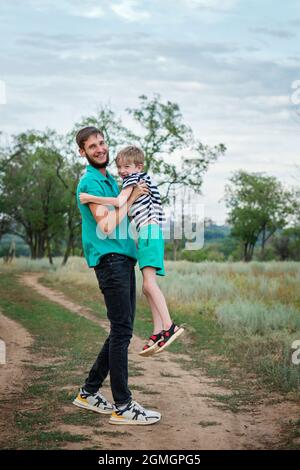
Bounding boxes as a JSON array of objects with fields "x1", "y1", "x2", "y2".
[{"x1": 1, "y1": 0, "x2": 300, "y2": 223}]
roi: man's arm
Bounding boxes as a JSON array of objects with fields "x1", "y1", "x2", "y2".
[
  {"x1": 89, "y1": 182, "x2": 147, "y2": 235},
  {"x1": 80, "y1": 186, "x2": 133, "y2": 208}
]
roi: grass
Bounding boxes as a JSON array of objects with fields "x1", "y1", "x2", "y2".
[
  {"x1": 216, "y1": 301, "x2": 300, "y2": 335},
  {"x1": 196, "y1": 390, "x2": 259, "y2": 414},
  {"x1": 26, "y1": 431, "x2": 89, "y2": 445},
  {"x1": 61, "y1": 411, "x2": 102, "y2": 426},
  {"x1": 198, "y1": 421, "x2": 221, "y2": 427},
  {"x1": 129, "y1": 384, "x2": 160, "y2": 395},
  {"x1": 279, "y1": 418, "x2": 300, "y2": 449}
]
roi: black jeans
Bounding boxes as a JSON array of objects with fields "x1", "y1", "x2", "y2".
[{"x1": 84, "y1": 253, "x2": 136, "y2": 406}]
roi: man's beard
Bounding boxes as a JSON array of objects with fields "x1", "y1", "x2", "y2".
[{"x1": 85, "y1": 151, "x2": 110, "y2": 169}]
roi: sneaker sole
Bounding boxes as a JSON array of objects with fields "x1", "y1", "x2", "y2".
[
  {"x1": 73, "y1": 398, "x2": 113, "y2": 415},
  {"x1": 154, "y1": 327, "x2": 184, "y2": 354},
  {"x1": 109, "y1": 416, "x2": 161, "y2": 426}
]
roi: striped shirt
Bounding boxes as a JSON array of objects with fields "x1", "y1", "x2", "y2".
[{"x1": 122, "y1": 172, "x2": 165, "y2": 231}]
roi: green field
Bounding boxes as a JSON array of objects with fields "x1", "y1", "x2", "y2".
[{"x1": 1, "y1": 257, "x2": 300, "y2": 449}]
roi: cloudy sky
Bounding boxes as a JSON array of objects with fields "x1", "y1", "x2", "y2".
[{"x1": 1, "y1": 0, "x2": 300, "y2": 223}]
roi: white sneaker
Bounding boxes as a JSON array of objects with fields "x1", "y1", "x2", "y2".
[
  {"x1": 109, "y1": 400, "x2": 161, "y2": 425},
  {"x1": 73, "y1": 387, "x2": 114, "y2": 415}
]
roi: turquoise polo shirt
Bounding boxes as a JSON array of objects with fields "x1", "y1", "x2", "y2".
[{"x1": 76, "y1": 164, "x2": 137, "y2": 268}]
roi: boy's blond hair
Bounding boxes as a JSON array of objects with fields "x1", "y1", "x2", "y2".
[{"x1": 115, "y1": 146, "x2": 145, "y2": 167}]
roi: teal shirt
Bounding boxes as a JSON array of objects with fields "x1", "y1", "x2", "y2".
[{"x1": 76, "y1": 164, "x2": 137, "y2": 268}]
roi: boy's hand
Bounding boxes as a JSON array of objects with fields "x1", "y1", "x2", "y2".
[
  {"x1": 79, "y1": 192, "x2": 92, "y2": 204},
  {"x1": 131, "y1": 181, "x2": 149, "y2": 202}
]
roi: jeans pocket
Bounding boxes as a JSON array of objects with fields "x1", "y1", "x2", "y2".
[{"x1": 95, "y1": 259, "x2": 131, "y2": 292}]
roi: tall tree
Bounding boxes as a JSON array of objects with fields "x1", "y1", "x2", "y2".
[{"x1": 127, "y1": 94, "x2": 226, "y2": 203}]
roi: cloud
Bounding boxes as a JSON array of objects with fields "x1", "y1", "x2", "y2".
[
  {"x1": 60, "y1": 1, "x2": 105, "y2": 19},
  {"x1": 290, "y1": 18, "x2": 300, "y2": 26},
  {"x1": 182, "y1": 0, "x2": 238, "y2": 12},
  {"x1": 111, "y1": 0, "x2": 150, "y2": 21},
  {"x1": 19, "y1": 0, "x2": 105, "y2": 19},
  {"x1": 74, "y1": 6, "x2": 104, "y2": 18},
  {"x1": 250, "y1": 26, "x2": 295, "y2": 39},
  {"x1": 0, "y1": 80, "x2": 6, "y2": 105},
  {"x1": 5, "y1": 31, "x2": 298, "y2": 106}
]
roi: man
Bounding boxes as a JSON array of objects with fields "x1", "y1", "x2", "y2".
[{"x1": 73, "y1": 126, "x2": 161, "y2": 426}]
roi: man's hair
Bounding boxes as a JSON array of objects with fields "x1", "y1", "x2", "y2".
[
  {"x1": 115, "y1": 146, "x2": 145, "y2": 166},
  {"x1": 76, "y1": 126, "x2": 104, "y2": 150}
]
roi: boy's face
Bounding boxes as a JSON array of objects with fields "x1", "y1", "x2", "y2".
[{"x1": 117, "y1": 159, "x2": 143, "y2": 179}]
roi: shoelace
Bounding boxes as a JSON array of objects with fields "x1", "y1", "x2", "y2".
[
  {"x1": 97, "y1": 392, "x2": 108, "y2": 404},
  {"x1": 82, "y1": 389, "x2": 111, "y2": 407},
  {"x1": 130, "y1": 400, "x2": 147, "y2": 416}
]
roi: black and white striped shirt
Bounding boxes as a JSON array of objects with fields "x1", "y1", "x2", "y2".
[{"x1": 122, "y1": 172, "x2": 165, "y2": 232}]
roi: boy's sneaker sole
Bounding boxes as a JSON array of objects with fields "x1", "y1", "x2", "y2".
[
  {"x1": 73, "y1": 397, "x2": 113, "y2": 415},
  {"x1": 154, "y1": 327, "x2": 184, "y2": 354},
  {"x1": 109, "y1": 413, "x2": 161, "y2": 426}
]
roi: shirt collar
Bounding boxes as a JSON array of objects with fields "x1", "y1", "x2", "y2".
[{"x1": 86, "y1": 164, "x2": 114, "y2": 183}]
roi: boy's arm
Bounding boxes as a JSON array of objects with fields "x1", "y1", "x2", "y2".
[
  {"x1": 80, "y1": 186, "x2": 133, "y2": 207},
  {"x1": 89, "y1": 183, "x2": 147, "y2": 234}
]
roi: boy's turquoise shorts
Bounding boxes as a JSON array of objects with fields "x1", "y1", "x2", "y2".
[{"x1": 137, "y1": 223, "x2": 165, "y2": 276}]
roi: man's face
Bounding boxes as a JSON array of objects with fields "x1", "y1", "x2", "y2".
[{"x1": 80, "y1": 133, "x2": 109, "y2": 169}]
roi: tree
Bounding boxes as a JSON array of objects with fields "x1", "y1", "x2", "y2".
[
  {"x1": 0, "y1": 130, "x2": 67, "y2": 260},
  {"x1": 55, "y1": 150, "x2": 83, "y2": 265},
  {"x1": 0, "y1": 216, "x2": 11, "y2": 241},
  {"x1": 272, "y1": 226, "x2": 300, "y2": 261},
  {"x1": 225, "y1": 171, "x2": 295, "y2": 261},
  {"x1": 127, "y1": 94, "x2": 226, "y2": 203}
]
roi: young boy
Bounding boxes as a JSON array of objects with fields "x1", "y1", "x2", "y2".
[{"x1": 80, "y1": 145, "x2": 184, "y2": 356}]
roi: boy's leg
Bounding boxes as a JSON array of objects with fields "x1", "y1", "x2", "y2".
[
  {"x1": 142, "y1": 267, "x2": 163, "y2": 334},
  {"x1": 85, "y1": 254, "x2": 136, "y2": 406},
  {"x1": 142, "y1": 267, "x2": 184, "y2": 354},
  {"x1": 142, "y1": 266, "x2": 172, "y2": 330}
]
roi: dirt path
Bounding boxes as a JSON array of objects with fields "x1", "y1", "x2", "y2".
[
  {"x1": 8, "y1": 272, "x2": 299, "y2": 450},
  {"x1": 0, "y1": 310, "x2": 34, "y2": 443}
]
